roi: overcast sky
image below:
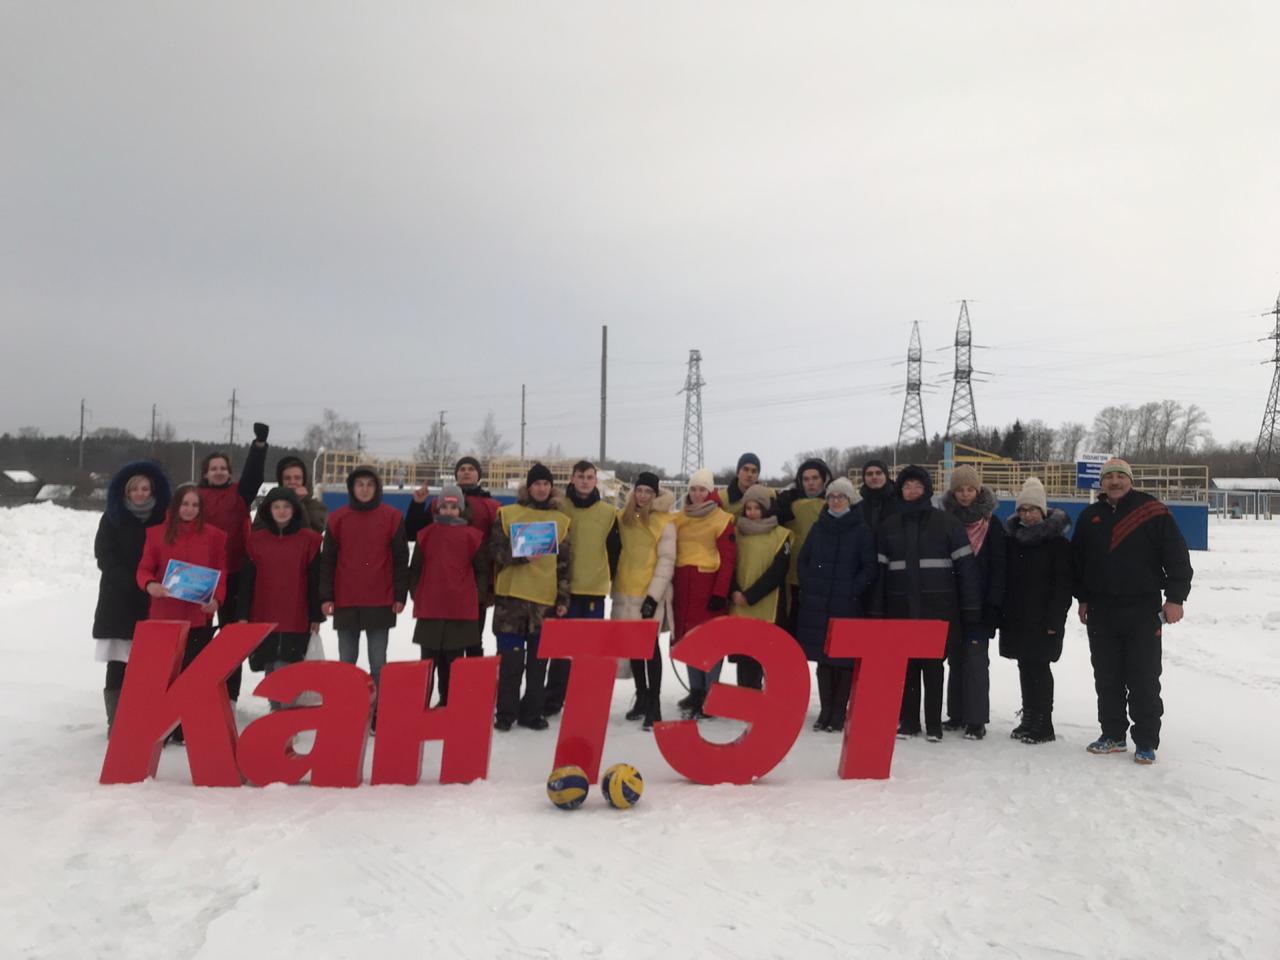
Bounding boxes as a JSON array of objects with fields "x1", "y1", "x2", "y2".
[{"x1": 3, "y1": 2, "x2": 1278, "y2": 474}]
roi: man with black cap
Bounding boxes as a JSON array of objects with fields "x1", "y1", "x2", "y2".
[
  {"x1": 489, "y1": 463, "x2": 572, "y2": 731},
  {"x1": 1071, "y1": 457, "x2": 1193, "y2": 765},
  {"x1": 874, "y1": 464, "x2": 981, "y2": 741},
  {"x1": 723, "y1": 452, "x2": 774, "y2": 518},
  {"x1": 857, "y1": 459, "x2": 900, "y2": 534}
]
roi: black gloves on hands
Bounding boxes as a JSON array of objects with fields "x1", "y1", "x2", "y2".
[
  {"x1": 640, "y1": 596, "x2": 658, "y2": 619},
  {"x1": 253, "y1": 422, "x2": 269, "y2": 443}
]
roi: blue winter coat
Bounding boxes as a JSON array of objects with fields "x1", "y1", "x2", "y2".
[{"x1": 796, "y1": 508, "x2": 876, "y2": 665}]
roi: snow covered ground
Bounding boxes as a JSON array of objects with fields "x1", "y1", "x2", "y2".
[{"x1": 3, "y1": 502, "x2": 1278, "y2": 959}]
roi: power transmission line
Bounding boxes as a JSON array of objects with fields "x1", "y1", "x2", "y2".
[
  {"x1": 945, "y1": 300, "x2": 979, "y2": 438},
  {"x1": 897, "y1": 323, "x2": 927, "y2": 450},
  {"x1": 678, "y1": 349, "x2": 705, "y2": 478},
  {"x1": 1254, "y1": 289, "x2": 1280, "y2": 472}
]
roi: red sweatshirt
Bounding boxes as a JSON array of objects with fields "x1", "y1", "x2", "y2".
[{"x1": 136, "y1": 522, "x2": 228, "y2": 626}]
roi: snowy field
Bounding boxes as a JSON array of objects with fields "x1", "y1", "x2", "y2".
[{"x1": 3, "y1": 502, "x2": 1279, "y2": 960}]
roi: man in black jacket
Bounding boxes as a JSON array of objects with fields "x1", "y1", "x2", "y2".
[{"x1": 1072, "y1": 459, "x2": 1193, "y2": 765}]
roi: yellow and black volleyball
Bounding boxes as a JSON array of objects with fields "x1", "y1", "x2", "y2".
[
  {"x1": 546, "y1": 765, "x2": 590, "y2": 810},
  {"x1": 600, "y1": 763, "x2": 644, "y2": 809}
]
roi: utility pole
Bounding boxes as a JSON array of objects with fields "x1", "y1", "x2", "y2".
[
  {"x1": 520, "y1": 385, "x2": 527, "y2": 461},
  {"x1": 897, "y1": 324, "x2": 927, "y2": 452},
  {"x1": 224, "y1": 389, "x2": 242, "y2": 445},
  {"x1": 150, "y1": 403, "x2": 158, "y2": 445},
  {"x1": 356, "y1": 429, "x2": 364, "y2": 454},
  {"x1": 600, "y1": 324, "x2": 608, "y2": 464},
  {"x1": 945, "y1": 300, "x2": 979, "y2": 439},
  {"x1": 436, "y1": 410, "x2": 447, "y2": 475},
  {"x1": 1255, "y1": 289, "x2": 1280, "y2": 471},
  {"x1": 678, "y1": 349, "x2": 705, "y2": 479},
  {"x1": 78, "y1": 398, "x2": 87, "y2": 471}
]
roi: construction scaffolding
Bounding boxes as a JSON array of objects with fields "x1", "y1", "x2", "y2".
[
  {"x1": 315, "y1": 451, "x2": 625, "y2": 498},
  {"x1": 924, "y1": 457, "x2": 1210, "y2": 503}
]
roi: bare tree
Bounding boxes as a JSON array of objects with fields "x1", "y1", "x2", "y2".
[
  {"x1": 1173, "y1": 403, "x2": 1211, "y2": 454},
  {"x1": 156, "y1": 420, "x2": 178, "y2": 443},
  {"x1": 17, "y1": 426, "x2": 43, "y2": 439},
  {"x1": 472, "y1": 410, "x2": 510, "y2": 458},
  {"x1": 1055, "y1": 422, "x2": 1088, "y2": 461},
  {"x1": 542, "y1": 442, "x2": 565, "y2": 461},
  {"x1": 1092, "y1": 405, "x2": 1137, "y2": 456},
  {"x1": 416, "y1": 422, "x2": 459, "y2": 465},
  {"x1": 303, "y1": 409, "x2": 360, "y2": 451},
  {"x1": 1021, "y1": 419, "x2": 1057, "y2": 462},
  {"x1": 91, "y1": 426, "x2": 136, "y2": 440}
]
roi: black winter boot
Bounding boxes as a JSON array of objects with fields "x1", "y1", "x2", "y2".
[
  {"x1": 1020, "y1": 713, "x2": 1056, "y2": 744},
  {"x1": 682, "y1": 689, "x2": 706, "y2": 720},
  {"x1": 104, "y1": 689, "x2": 120, "y2": 736},
  {"x1": 625, "y1": 691, "x2": 647, "y2": 722},
  {"x1": 1010, "y1": 710, "x2": 1031, "y2": 740},
  {"x1": 642, "y1": 692, "x2": 662, "y2": 731}
]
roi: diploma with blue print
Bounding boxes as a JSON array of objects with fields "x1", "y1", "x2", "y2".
[
  {"x1": 510, "y1": 521, "x2": 560, "y2": 559},
  {"x1": 162, "y1": 560, "x2": 222, "y2": 605}
]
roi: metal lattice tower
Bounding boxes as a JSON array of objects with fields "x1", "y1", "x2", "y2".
[
  {"x1": 678, "y1": 349, "x2": 706, "y2": 478},
  {"x1": 945, "y1": 300, "x2": 979, "y2": 438},
  {"x1": 897, "y1": 323, "x2": 927, "y2": 449},
  {"x1": 1255, "y1": 291, "x2": 1280, "y2": 471}
]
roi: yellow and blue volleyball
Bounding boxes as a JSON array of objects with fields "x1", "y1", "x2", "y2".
[
  {"x1": 546, "y1": 765, "x2": 590, "y2": 810},
  {"x1": 600, "y1": 763, "x2": 644, "y2": 809}
]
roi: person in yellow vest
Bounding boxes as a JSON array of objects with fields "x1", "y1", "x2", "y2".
[
  {"x1": 728, "y1": 484, "x2": 792, "y2": 689},
  {"x1": 543, "y1": 460, "x2": 620, "y2": 716},
  {"x1": 723, "y1": 452, "x2": 776, "y2": 518},
  {"x1": 612, "y1": 471, "x2": 677, "y2": 730},
  {"x1": 489, "y1": 463, "x2": 572, "y2": 732},
  {"x1": 672, "y1": 468, "x2": 736, "y2": 720},
  {"x1": 774, "y1": 457, "x2": 833, "y2": 635}
]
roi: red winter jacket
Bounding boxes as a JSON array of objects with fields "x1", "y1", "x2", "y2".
[
  {"x1": 136, "y1": 522, "x2": 228, "y2": 626},
  {"x1": 672, "y1": 509, "x2": 736, "y2": 642},
  {"x1": 200, "y1": 485, "x2": 253, "y2": 573},
  {"x1": 321, "y1": 503, "x2": 410, "y2": 608},
  {"x1": 412, "y1": 524, "x2": 484, "y2": 621},
  {"x1": 240, "y1": 526, "x2": 323, "y2": 633}
]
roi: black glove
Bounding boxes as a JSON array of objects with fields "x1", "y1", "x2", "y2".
[
  {"x1": 640, "y1": 596, "x2": 658, "y2": 619},
  {"x1": 707, "y1": 595, "x2": 727, "y2": 612},
  {"x1": 253, "y1": 422, "x2": 269, "y2": 443}
]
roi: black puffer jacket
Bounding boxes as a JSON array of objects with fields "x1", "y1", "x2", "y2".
[
  {"x1": 941, "y1": 486, "x2": 1007, "y2": 637},
  {"x1": 874, "y1": 466, "x2": 981, "y2": 624},
  {"x1": 1000, "y1": 510, "x2": 1074, "y2": 662},
  {"x1": 92, "y1": 461, "x2": 172, "y2": 639},
  {"x1": 1071, "y1": 489, "x2": 1193, "y2": 608}
]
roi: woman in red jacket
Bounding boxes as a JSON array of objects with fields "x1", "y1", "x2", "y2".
[
  {"x1": 237, "y1": 487, "x2": 324, "y2": 710},
  {"x1": 136, "y1": 484, "x2": 228, "y2": 742},
  {"x1": 197, "y1": 421, "x2": 269, "y2": 703},
  {"x1": 408, "y1": 485, "x2": 486, "y2": 707},
  {"x1": 671, "y1": 468, "x2": 736, "y2": 720}
]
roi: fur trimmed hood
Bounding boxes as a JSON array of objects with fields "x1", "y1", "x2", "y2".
[
  {"x1": 1006, "y1": 507, "x2": 1072, "y2": 544},
  {"x1": 941, "y1": 484, "x2": 998, "y2": 523},
  {"x1": 105, "y1": 460, "x2": 171, "y2": 525},
  {"x1": 515, "y1": 482, "x2": 564, "y2": 511}
]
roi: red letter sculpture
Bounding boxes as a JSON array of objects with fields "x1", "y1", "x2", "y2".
[
  {"x1": 654, "y1": 619, "x2": 808, "y2": 785},
  {"x1": 237, "y1": 662, "x2": 374, "y2": 787},
  {"x1": 825, "y1": 618, "x2": 948, "y2": 779},
  {"x1": 539, "y1": 619, "x2": 657, "y2": 781},
  {"x1": 100, "y1": 621, "x2": 271, "y2": 786},
  {"x1": 370, "y1": 655, "x2": 500, "y2": 785}
]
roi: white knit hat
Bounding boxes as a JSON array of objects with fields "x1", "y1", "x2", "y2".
[
  {"x1": 826, "y1": 476, "x2": 859, "y2": 503},
  {"x1": 1016, "y1": 477, "x2": 1048, "y2": 513},
  {"x1": 688, "y1": 468, "x2": 715, "y2": 491}
]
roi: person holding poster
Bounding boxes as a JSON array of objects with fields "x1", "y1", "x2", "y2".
[
  {"x1": 489, "y1": 464, "x2": 572, "y2": 732},
  {"x1": 93, "y1": 460, "x2": 172, "y2": 734},
  {"x1": 237, "y1": 487, "x2": 324, "y2": 710},
  {"x1": 136, "y1": 483, "x2": 228, "y2": 744},
  {"x1": 319, "y1": 466, "x2": 409, "y2": 727},
  {"x1": 613, "y1": 472, "x2": 676, "y2": 731},
  {"x1": 198, "y1": 422, "x2": 270, "y2": 704},
  {"x1": 543, "y1": 461, "x2": 620, "y2": 717},
  {"x1": 728, "y1": 484, "x2": 791, "y2": 691},
  {"x1": 671, "y1": 468, "x2": 736, "y2": 720},
  {"x1": 408, "y1": 485, "x2": 486, "y2": 706}
]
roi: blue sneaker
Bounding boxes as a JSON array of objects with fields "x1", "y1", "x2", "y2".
[
  {"x1": 1134, "y1": 747, "x2": 1157, "y2": 765},
  {"x1": 1086, "y1": 736, "x2": 1128, "y2": 755}
]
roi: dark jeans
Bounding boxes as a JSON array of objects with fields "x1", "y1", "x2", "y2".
[
  {"x1": 216, "y1": 573, "x2": 243, "y2": 701},
  {"x1": 1088, "y1": 604, "x2": 1164, "y2": 749},
  {"x1": 496, "y1": 630, "x2": 548, "y2": 725},
  {"x1": 1017, "y1": 659, "x2": 1055, "y2": 718},
  {"x1": 900, "y1": 658, "x2": 944, "y2": 734},
  {"x1": 543, "y1": 595, "x2": 605, "y2": 713},
  {"x1": 946, "y1": 627, "x2": 991, "y2": 725},
  {"x1": 419, "y1": 645, "x2": 464, "y2": 706}
]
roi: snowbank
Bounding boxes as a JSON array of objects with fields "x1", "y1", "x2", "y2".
[{"x1": 2, "y1": 505, "x2": 1278, "y2": 959}]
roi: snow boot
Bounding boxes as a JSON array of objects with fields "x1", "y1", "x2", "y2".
[
  {"x1": 942, "y1": 718, "x2": 965, "y2": 732},
  {"x1": 1010, "y1": 710, "x2": 1030, "y2": 740},
  {"x1": 897, "y1": 724, "x2": 921, "y2": 740},
  {"x1": 1134, "y1": 747, "x2": 1157, "y2": 765},
  {"x1": 925, "y1": 725, "x2": 943, "y2": 743},
  {"x1": 1086, "y1": 735, "x2": 1127, "y2": 755},
  {"x1": 963, "y1": 724, "x2": 986, "y2": 741},
  {"x1": 1020, "y1": 713, "x2": 1056, "y2": 744},
  {"x1": 104, "y1": 689, "x2": 120, "y2": 736},
  {"x1": 642, "y1": 693, "x2": 662, "y2": 732},
  {"x1": 682, "y1": 690, "x2": 706, "y2": 721},
  {"x1": 677, "y1": 691, "x2": 696, "y2": 712},
  {"x1": 625, "y1": 692, "x2": 647, "y2": 722}
]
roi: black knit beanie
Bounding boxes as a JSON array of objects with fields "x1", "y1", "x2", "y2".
[
  {"x1": 454, "y1": 455, "x2": 482, "y2": 477},
  {"x1": 635, "y1": 471, "x2": 661, "y2": 493},
  {"x1": 526, "y1": 462, "x2": 554, "y2": 487}
]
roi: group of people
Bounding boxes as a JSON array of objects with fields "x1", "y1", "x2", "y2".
[{"x1": 91, "y1": 433, "x2": 1194, "y2": 764}]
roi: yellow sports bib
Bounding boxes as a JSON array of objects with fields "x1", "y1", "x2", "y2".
[
  {"x1": 561, "y1": 498, "x2": 616, "y2": 597},
  {"x1": 784, "y1": 497, "x2": 825, "y2": 586},
  {"x1": 673, "y1": 508, "x2": 733, "y2": 573},
  {"x1": 731, "y1": 525, "x2": 791, "y2": 622},
  {"x1": 614, "y1": 509, "x2": 675, "y2": 597},
  {"x1": 495, "y1": 503, "x2": 571, "y2": 606}
]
